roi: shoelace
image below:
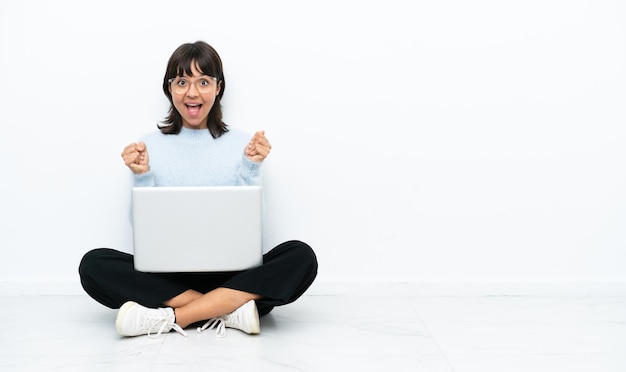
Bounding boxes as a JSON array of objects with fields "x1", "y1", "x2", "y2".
[
  {"x1": 145, "y1": 308, "x2": 188, "y2": 338},
  {"x1": 167, "y1": 322, "x2": 188, "y2": 338},
  {"x1": 197, "y1": 317, "x2": 227, "y2": 338},
  {"x1": 197, "y1": 303, "x2": 251, "y2": 338}
]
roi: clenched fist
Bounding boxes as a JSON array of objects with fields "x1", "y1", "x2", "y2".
[
  {"x1": 245, "y1": 131, "x2": 271, "y2": 163},
  {"x1": 121, "y1": 142, "x2": 150, "y2": 174}
]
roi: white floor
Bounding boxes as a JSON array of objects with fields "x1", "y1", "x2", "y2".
[{"x1": 2, "y1": 291, "x2": 626, "y2": 371}]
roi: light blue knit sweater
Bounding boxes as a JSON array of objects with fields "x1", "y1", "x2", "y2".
[{"x1": 133, "y1": 126, "x2": 261, "y2": 187}]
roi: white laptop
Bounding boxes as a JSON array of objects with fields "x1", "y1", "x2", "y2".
[{"x1": 131, "y1": 186, "x2": 263, "y2": 272}]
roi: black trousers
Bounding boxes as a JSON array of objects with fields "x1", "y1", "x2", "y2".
[{"x1": 79, "y1": 240, "x2": 318, "y2": 316}]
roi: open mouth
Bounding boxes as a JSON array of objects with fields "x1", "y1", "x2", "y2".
[{"x1": 186, "y1": 103, "x2": 202, "y2": 116}]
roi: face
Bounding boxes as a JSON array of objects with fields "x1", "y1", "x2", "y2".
[{"x1": 169, "y1": 62, "x2": 221, "y2": 129}]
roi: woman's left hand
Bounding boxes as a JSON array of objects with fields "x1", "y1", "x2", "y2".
[{"x1": 245, "y1": 131, "x2": 272, "y2": 162}]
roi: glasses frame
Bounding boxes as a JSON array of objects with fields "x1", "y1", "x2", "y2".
[{"x1": 168, "y1": 76, "x2": 219, "y2": 94}]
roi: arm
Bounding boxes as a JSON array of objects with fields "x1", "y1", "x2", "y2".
[{"x1": 238, "y1": 131, "x2": 271, "y2": 186}]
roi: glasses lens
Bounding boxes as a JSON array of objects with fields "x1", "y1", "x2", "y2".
[{"x1": 170, "y1": 77, "x2": 215, "y2": 94}]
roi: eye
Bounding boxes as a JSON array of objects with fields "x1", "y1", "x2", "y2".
[
  {"x1": 200, "y1": 79, "x2": 211, "y2": 87},
  {"x1": 176, "y1": 78, "x2": 188, "y2": 87}
]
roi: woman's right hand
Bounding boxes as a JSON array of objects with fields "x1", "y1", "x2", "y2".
[{"x1": 121, "y1": 142, "x2": 150, "y2": 174}]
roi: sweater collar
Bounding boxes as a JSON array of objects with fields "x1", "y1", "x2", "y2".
[{"x1": 179, "y1": 126, "x2": 215, "y2": 140}]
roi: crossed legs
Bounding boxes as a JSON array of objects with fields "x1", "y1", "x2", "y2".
[
  {"x1": 79, "y1": 240, "x2": 318, "y2": 336},
  {"x1": 164, "y1": 288, "x2": 262, "y2": 328}
]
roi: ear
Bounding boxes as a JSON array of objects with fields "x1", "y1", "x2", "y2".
[{"x1": 216, "y1": 80, "x2": 222, "y2": 96}]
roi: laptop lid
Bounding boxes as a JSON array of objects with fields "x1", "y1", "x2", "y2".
[{"x1": 131, "y1": 186, "x2": 263, "y2": 273}]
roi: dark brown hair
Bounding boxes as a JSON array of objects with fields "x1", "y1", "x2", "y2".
[{"x1": 159, "y1": 41, "x2": 228, "y2": 138}]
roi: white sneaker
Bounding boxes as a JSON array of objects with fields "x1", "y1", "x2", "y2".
[
  {"x1": 115, "y1": 301, "x2": 187, "y2": 338},
  {"x1": 197, "y1": 300, "x2": 260, "y2": 337}
]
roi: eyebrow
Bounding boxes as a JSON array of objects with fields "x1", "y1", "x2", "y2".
[{"x1": 178, "y1": 75, "x2": 215, "y2": 79}]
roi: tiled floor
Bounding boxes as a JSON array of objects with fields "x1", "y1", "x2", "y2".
[{"x1": 2, "y1": 292, "x2": 626, "y2": 371}]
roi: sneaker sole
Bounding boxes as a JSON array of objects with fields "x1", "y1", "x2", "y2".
[{"x1": 115, "y1": 301, "x2": 138, "y2": 336}]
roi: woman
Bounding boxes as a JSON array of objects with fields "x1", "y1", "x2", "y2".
[{"x1": 79, "y1": 41, "x2": 318, "y2": 338}]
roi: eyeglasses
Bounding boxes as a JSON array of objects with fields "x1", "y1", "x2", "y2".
[{"x1": 168, "y1": 76, "x2": 218, "y2": 94}]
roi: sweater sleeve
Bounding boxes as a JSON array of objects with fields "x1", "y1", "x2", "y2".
[
  {"x1": 127, "y1": 172, "x2": 155, "y2": 224},
  {"x1": 133, "y1": 171, "x2": 157, "y2": 187},
  {"x1": 238, "y1": 154, "x2": 262, "y2": 186}
]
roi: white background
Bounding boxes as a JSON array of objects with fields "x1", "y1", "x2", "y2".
[{"x1": 1, "y1": 0, "x2": 625, "y2": 294}]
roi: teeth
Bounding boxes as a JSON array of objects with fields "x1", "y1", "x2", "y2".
[{"x1": 187, "y1": 104, "x2": 200, "y2": 107}]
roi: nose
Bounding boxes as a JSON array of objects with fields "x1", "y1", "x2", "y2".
[{"x1": 186, "y1": 82, "x2": 200, "y2": 97}]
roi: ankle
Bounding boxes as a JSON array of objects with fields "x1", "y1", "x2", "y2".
[{"x1": 173, "y1": 308, "x2": 191, "y2": 329}]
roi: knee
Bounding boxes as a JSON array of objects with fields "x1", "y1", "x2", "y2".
[
  {"x1": 297, "y1": 240, "x2": 317, "y2": 265},
  {"x1": 79, "y1": 249, "x2": 101, "y2": 279},
  {"x1": 78, "y1": 248, "x2": 116, "y2": 279},
  {"x1": 286, "y1": 240, "x2": 318, "y2": 274}
]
